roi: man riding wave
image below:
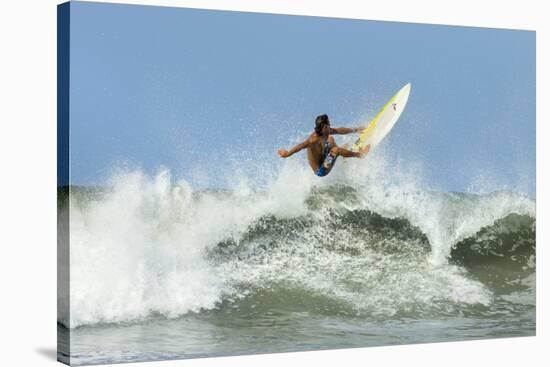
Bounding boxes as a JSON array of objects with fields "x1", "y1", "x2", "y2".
[{"x1": 277, "y1": 114, "x2": 370, "y2": 177}]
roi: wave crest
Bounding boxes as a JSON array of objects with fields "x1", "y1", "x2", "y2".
[{"x1": 59, "y1": 167, "x2": 535, "y2": 328}]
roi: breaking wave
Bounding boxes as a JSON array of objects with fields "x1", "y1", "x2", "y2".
[{"x1": 58, "y1": 157, "x2": 535, "y2": 328}]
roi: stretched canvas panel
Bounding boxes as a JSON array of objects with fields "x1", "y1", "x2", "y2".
[{"x1": 57, "y1": 1, "x2": 536, "y2": 365}]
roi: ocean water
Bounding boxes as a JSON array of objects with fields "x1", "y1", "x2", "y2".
[{"x1": 57, "y1": 158, "x2": 536, "y2": 365}]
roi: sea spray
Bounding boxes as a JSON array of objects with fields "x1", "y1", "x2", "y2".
[{"x1": 61, "y1": 157, "x2": 535, "y2": 328}]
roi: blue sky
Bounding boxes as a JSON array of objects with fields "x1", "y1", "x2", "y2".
[{"x1": 67, "y1": 1, "x2": 535, "y2": 194}]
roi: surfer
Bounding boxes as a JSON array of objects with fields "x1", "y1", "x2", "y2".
[{"x1": 278, "y1": 114, "x2": 370, "y2": 177}]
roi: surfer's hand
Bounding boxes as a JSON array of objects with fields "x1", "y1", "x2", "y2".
[{"x1": 278, "y1": 149, "x2": 290, "y2": 158}]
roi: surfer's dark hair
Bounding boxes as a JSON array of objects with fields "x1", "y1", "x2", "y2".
[{"x1": 315, "y1": 114, "x2": 330, "y2": 135}]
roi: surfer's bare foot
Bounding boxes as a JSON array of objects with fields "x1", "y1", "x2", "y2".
[{"x1": 358, "y1": 144, "x2": 371, "y2": 158}]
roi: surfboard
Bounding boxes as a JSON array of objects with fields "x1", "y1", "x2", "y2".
[{"x1": 351, "y1": 83, "x2": 411, "y2": 152}]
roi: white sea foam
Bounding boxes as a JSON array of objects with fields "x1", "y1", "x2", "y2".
[{"x1": 60, "y1": 153, "x2": 535, "y2": 328}]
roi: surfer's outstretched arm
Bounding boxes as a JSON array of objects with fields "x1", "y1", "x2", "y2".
[
  {"x1": 278, "y1": 139, "x2": 310, "y2": 158},
  {"x1": 330, "y1": 127, "x2": 362, "y2": 135}
]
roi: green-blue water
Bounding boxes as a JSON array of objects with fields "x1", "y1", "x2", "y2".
[{"x1": 58, "y1": 175, "x2": 535, "y2": 365}]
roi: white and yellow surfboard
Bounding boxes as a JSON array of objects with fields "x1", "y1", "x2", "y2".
[{"x1": 351, "y1": 83, "x2": 411, "y2": 152}]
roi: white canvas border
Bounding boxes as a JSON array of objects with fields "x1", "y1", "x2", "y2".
[{"x1": 0, "y1": 0, "x2": 545, "y2": 366}]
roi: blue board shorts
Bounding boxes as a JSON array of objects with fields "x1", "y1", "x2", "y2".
[{"x1": 316, "y1": 152, "x2": 338, "y2": 177}]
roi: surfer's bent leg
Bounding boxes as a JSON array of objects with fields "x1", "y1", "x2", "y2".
[
  {"x1": 315, "y1": 145, "x2": 369, "y2": 177},
  {"x1": 331, "y1": 146, "x2": 362, "y2": 158}
]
